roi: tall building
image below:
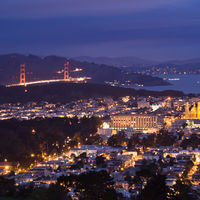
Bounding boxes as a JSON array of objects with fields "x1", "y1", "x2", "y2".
[
  {"x1": 184, "y1": 102, "x2": 200, "y2": 119},
  {"x1": 110, "y1": 114, "x2": 157, "y2": 129}
]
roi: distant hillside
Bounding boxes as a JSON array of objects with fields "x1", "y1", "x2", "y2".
[
  {"x1": 74, "y1": 56, "x2": 158, "y2": 68},
  {"x1": 130, "y1": 62, "x2": 200, "y2": 75},
  {"x1": 163, "y1": 58, "x2": 200, "y2": 65},
  {"x1": 125, "y1": 57, "x2": 200, "y2": 75},
  {"x1": 0, "y1": 82, "x2": 185, "y2": 104},
  {"x1": 0, "y1": 54, "x2": 168, "y2": 86}
]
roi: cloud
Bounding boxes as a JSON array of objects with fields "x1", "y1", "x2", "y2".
[
  {"x1": 0, "y1": 0, "x2": 184, "y2": 18},
  {"x1": 0, "y1": 0, "x2": 199, "y2": 60}
]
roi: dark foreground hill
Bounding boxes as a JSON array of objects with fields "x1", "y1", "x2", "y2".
[
  {"x1": 0, "y1": 54, "x2": 169, "y2": 86},
  {"x1": 0, "y1": 82, "x2": 185, "y2": 104}
]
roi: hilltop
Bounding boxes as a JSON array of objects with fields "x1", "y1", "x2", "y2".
[
  {"x1": 0, "y1": 82, "x2": 185, "y2": 104},
  {"x1": 73, "y1": 55, "x2": 200, "y2": 75},
  {"x1": 0, "y1": 54, "x2": 168, "y2": 86},
  {"x1": 74, "y1": 56, "x2": 158, "y2": 68}
]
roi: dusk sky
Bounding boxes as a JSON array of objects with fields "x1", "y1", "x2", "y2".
[{"x1": 0, "y1": 0, "x2": 200, "y2": 60}]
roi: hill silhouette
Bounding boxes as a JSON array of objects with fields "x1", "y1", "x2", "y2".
[
  {"x1": 0, "y1": 82, "x2": 185, "y2": 104},
  {"x1": 0, "y1": 54, "x2": 168, "y2": 86}
]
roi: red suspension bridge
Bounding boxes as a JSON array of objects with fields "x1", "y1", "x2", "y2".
[{"x1": 6, "y1": 61, "x2": 91, "y2": 87}]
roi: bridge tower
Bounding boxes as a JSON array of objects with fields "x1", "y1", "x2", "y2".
[
  {"x1": 64, "y1": 61, "x2": 69, "y2": 80},
  {"x1": 20, "y1": 64, "x2": 26, "y2": 85}
]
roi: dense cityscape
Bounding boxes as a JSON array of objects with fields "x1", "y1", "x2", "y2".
[
  {"x1": 1, "y1": 0, "x2": 200, "y2": 199},
  {"x1": 0, "y1": 94, "x2": 200, "y2": 199}
]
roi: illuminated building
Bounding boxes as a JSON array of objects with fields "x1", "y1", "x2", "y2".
[
  {"x1": 110, "y1": 114, "x2": 157, "y2": 129},
  {"x1": 122, "y1": 96, "x2": 130, "y2": 103},
  {"x1": 0, "y1": 162, "x2": 12, "y2": 175},
  {"x1": 184, "y1": 101, "x2": 200, "y2": 119},
  {"x1": 164, "y1": 116, "x2": 175, "y2": 127}
]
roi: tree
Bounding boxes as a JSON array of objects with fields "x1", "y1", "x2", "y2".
[
  {"x1": 25, "y1": 188, "x2": 48, "y2": 200},
  {"x1": 181, "y1": 134, "x2": 200, "y2": 149},
  {"x1": 128, "y1": 134, "x2": 156, "y2": 148},
  {"x1": 47, "y1": 184, "x2": 69, "y2": 200},
  {"x1": 70, "y1": 160, "x2": 84, "y2": 170},
  {"x1": 57, "y1": 170, "x2": 118, "y2": 200},
  {"x1": 0, "y1": 117, "x2": 102, "y2": 167},
  {"x1": 107, "y1": 131, "x2": 127, "y2": 147},
  {"x1": 128, "y1": 134, "x2": 140, "y2": 148},
  {"x1": 142, "y1": 134, "x2": 155, "y2": 147},
  {"x1": 182, "y1": 161, "x2": 194, "y2": 178},
  {"x1": 13, "y1": 183, "x2": 68, "y2": 200},
  {"x1": 96, "y1": 155, "x2": 107, "y2": 168},
  {"x1": 156, "y1": 129, "x2": 176, "y2": 146},
  {"x1": 137, "y1": 175, "x2": 169, "y2": 200},
  {"x1": 0, "y1": 177, "x2": 15, "y2": 197},
  {"x1": 169, "y1": 179, "x2": 197, "y2": 200},
  {"x1": 128, "y1": 161, "x2": 159, "y2": 191},
  {"x1": 85, "y1": 134, "x2": 103, "y2": 145}
]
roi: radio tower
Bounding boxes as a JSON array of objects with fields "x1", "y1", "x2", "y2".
[
  {"x1": 20, "y1": 64, "x2": 26, "y2": 85},
  {"x1": 64, "y1": 61, "x2": 69, "y2": 80}
]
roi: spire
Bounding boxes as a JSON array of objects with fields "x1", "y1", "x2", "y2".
[
  {"x1": 197, "y1": 102, "x2": 200, "y2": 119},
  {"x1": 20, "y1": 64, "x2": 26, "y2": 86},
  {"x1": 64, "y1": 60, "x2": 69, "y2": 80},
  {"x1": 185, "y1": 102, "x2": 189, "y2": 119}
]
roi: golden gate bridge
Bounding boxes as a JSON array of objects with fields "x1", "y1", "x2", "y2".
[{"x1": 6, "y1": 61, "x2": 91, "y2": 87}]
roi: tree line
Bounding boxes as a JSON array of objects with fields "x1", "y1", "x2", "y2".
[{"x1": 0, "y1": 117, "x2": 101, "y2": 169}]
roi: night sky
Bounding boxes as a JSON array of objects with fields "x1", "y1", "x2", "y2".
[{"x1": 0, "y1": 0, "x2": 200, "y2": 60}]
